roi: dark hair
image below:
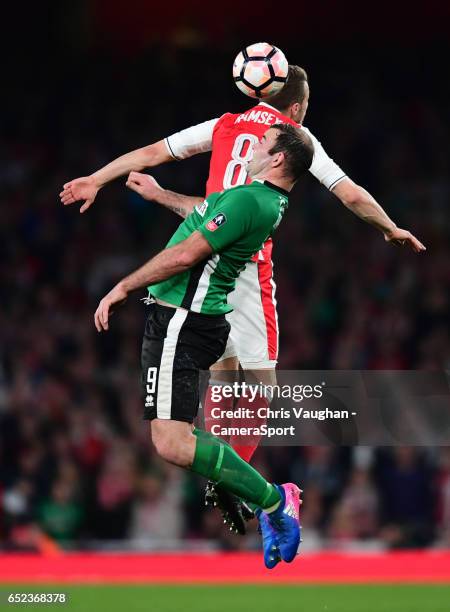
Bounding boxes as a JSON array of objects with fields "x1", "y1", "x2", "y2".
[
  {"x1": 268, "y1": 123, "x2": 314, "y2": 181},
  {"x1": 263, "y1": 65, "x2": 308, "y2": 112}
]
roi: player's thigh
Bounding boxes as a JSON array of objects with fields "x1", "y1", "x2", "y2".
[{"x1": 210, "y1": 356, "x2": 239, "y2": 371}]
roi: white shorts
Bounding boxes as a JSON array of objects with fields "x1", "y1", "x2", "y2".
[{"x1": 219, "y1": 260, "x2": 278, "y2": 369}]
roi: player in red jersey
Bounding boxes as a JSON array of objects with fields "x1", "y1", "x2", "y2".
[{"x1": 60, "y1": 65, "x2": 425, "y2": 533}]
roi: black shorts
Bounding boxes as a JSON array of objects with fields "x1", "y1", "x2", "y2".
[{"x1": 141, "y1": 304, "x2": 230, "y2": 423}]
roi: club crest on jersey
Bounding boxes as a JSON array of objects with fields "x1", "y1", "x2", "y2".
[
  {"x1": 206, "y1": 213, "x2": 227, "y2": 232},
  {"x1": 195, "y1": 200, "x2": 209, "y2": 217}
]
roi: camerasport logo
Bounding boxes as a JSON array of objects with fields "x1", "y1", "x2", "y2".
[{"x1": 206, "y1": 213, "x2": 227, "y2": 232}]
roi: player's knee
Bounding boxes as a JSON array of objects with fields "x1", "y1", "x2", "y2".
[
  {"x1": 151, "y1": 427, "x2": 184, "y2": 465},
  {"x1": 244, "y1": 367, "x2": 277, "y2": 387},
  {"x1": 152, "y1": 430, "x2": 175, "y2": 462},
  {"x1": 150, "y1": 419, "x2": 195, "y2": 466}
]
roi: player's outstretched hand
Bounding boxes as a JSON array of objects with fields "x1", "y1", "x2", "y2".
[
  {"x1": 126, "y1": 171, "x2": 164, "y2": 202},
  {"x1": 94, "y1": 283, "x2": 128, "y2": 332},
  {"x1": 384, "y1": 227, "x2": 426, "y2": 253},
  {"x1": 60, "y1": 176, "x2": 99, "y2": 213}
]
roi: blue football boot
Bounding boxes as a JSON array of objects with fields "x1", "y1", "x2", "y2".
[
  {"x1": 256, "y1": 509, "x2": 282, "y2": 569},
  {"x1": 265, "y1": 483, "x2": 302, "y2": 563}
]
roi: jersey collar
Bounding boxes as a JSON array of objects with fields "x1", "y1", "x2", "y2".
[
  {"x1": 252, "y1": 178, "x2": 289, "y2": 196},
  {"x1": 257, "y1": 101, "x2": 301, "y2": 128},
  {"x1": 258, "y1": 101, "x2": 278, "y2": 112},
  {"x1": 264, "y1": 180, "x2": 289, "y2": 196}
]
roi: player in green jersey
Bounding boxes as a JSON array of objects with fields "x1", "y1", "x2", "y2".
[
  {"x1": 94, "y1": 124, "x2": 313, "y2": 568},
  {"x1": 148, "y1": 180, "x2": 288, "y2": 315}
]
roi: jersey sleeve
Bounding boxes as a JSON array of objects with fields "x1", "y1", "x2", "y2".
[
  {"x1": 302, "y1": 126, "x2": 348, "y2": 190},
  {"x1": 197, "y1": 192, "x2": 257, "y2": 252},
  {"x1": 164, "y1": 118, "x2": 220, "y2": 160}
]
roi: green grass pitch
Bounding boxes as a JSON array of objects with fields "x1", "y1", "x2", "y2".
[{"x1": 2, "y1": 584, "x2": 450, "y2": 612}]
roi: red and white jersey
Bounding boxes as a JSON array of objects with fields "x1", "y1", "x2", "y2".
[
  {"x1": 164, "y1": 102, "x2": 347, "y2": 262},
  {"x1": 204, "y1": 104, "x2": 299, "y2": 195}
]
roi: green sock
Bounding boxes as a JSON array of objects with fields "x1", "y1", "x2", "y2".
[
  {"x1": 193, "y1": 428, "x2": 232, "y2": 447},
  {"x1": 246, "y1": 501, "x2": 259, "y2": 512},
  {"x1": 194, "y1": 429, "x2": 261, "y2": 512},
  {"x1": 191, "y1": 429, "x2": 280, "y2": 509}
]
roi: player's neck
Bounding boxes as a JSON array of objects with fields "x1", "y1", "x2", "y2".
[{"x1": 279, "y1": 107, "x2": 294, "y2": 120}]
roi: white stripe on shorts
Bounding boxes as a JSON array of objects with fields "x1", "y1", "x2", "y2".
[{"x1": 157, "y1": 309, "x2": 188, "y2": 419}]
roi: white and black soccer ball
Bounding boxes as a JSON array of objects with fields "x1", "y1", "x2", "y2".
[{"x1": 233, "y1": 42, "x2": 288, "y2": 99}]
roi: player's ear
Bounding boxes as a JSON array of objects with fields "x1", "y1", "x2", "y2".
[
  {"x1": 271, "y1": 151, "x2": 284, "y2": 168},
  {"x1": 290, "y1": 102, "x2": 300, "y2": 118}
]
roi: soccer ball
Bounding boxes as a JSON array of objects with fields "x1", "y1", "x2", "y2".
[{"x1": 233, "y1": 42, "x2": 288, "y2": 99}]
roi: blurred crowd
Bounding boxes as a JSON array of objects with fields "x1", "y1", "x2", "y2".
[{"x1": 0, "y1": 38, "x2": 448, "y2": 551}]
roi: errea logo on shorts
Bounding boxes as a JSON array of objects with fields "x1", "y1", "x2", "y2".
[{"x1": 206, "y1": 213, "x2": 227, "y2": 232}]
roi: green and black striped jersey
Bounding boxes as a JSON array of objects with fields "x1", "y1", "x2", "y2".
[{"x1": 149, "y1": 180, "x2": 288, "y2": 315}]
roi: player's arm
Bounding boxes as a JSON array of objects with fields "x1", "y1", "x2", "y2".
[
  {"x1": 94, "y1": 231, "x2": 212, "y2": 332},
  {"x1": 331, "y1": 178, "x2": 425, "y2": 252},
  {"x1": 303, "y1": 127, "x2": 426, "y2": 253},
  {"x1": 125, "y1": 172, "x2": 202, "y2": 218},
  {"x1": 60, "y1": 141, "x2": 172, "y2": 213},
  {"x1": 60, "y1": 118, "x2": 218, "y2": 213}
]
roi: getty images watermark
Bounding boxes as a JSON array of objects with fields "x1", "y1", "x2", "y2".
[
  {"x1": 199, "y1": 370, "x2": 450, "y2": 446},
  {"x1": 208, "y1": 381, "x2": 355, "y2": 438}
]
